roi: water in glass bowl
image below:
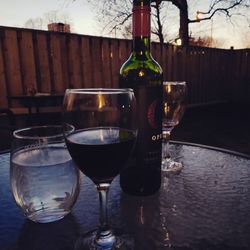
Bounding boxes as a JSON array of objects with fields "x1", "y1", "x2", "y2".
[{"x1": 10, "y1": 144, "x2": 80, "y2": 223}]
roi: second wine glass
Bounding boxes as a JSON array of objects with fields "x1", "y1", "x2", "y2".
[
  {"x1": 162, "y1": 81, "x2": 187, "y2": 173},
  {"x1": 62, "y1": 88, "x2": 137, "y2": 250}
]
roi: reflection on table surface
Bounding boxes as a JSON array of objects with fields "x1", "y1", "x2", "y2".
[{"x1": 1, "y1": 142, "x2": 250, "y2": 250}]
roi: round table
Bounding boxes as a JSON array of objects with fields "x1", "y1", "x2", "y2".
[{"x1": 1, "y1": 142, "x2": 250, "y2": 250}]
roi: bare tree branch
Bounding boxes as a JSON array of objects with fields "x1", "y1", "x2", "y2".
[
  {"x1": 68, "y1": 0, "x2": 250, "y2": 47},
  {"x1": 189, "y1": 0, "x2": 249, "y2": 23}
]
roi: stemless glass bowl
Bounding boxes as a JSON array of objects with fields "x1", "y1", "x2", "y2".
[{"x1": 10, "y1": 125, "x2": 80, "y2": 223}]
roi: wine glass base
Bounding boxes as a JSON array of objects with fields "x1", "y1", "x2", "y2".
[
  {"x1": 161, "y1": 159, "x2": 183, "y2": 174},
  {"x1": 75, "y1": 228, "x2": 134, "y2": 250}
]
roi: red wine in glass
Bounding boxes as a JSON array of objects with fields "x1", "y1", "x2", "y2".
[{"x1": 66, "y1": 127, "x2": 136, "y2": 184}]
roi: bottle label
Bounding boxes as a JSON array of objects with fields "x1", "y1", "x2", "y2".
[
  {"x1": 135, "y1": 85, "x2": 162, "y2": 168},
  {"x1": 133, "y1": 5, "x2": 151, "y2": 37}
]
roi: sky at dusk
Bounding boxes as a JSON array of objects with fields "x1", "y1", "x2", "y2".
[{"x1": 0, "y1": 0, "x2": 249, "y2": 49}]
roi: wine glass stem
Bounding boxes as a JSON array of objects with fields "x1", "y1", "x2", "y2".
[
  {"x1": 96, "y1": 183, "x2": 112, "y2": 238},
  {"x1": 163, "y1": 130, "x2": 171, "y2": 160}
]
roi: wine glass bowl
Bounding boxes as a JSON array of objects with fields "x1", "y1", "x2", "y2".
[
  {"x1": 62, "y1": 88, "x2": 137, "y2": 249},
  {"x1": 162, "y1": 81, "x2": 187, "y2": 173}
]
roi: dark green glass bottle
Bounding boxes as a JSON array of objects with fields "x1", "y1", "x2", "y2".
[{"x1": 119, "y1": 0, "x2": 163, "y2": 196}]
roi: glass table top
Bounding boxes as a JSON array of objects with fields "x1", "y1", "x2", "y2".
[{"x1": 1, "y1": 142, "x2": 250, "y2": 250}]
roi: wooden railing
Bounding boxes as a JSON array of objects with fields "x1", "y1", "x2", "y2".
[{"x1": 0, "y1": 26, "x2": 249, "y2": 110}]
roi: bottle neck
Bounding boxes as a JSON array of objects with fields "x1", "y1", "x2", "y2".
[{"x1": 132, "y1": 3, "x2": 151, "y2": 55}]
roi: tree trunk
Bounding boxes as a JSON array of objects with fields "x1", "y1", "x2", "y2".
[
  {"x1": 179, "y1": 6, "x2": 189, "y2": 46},
  {"x1": 170, "y1": 0, "x2": 189, "y2": 46}
]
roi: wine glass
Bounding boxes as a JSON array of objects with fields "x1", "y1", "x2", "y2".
[
  {"x1": 62, "y1": 88, "x2": 137, "y2": 250},
  {"x1": 162, "y1": 81, "x2": 187, "y2": 173}
]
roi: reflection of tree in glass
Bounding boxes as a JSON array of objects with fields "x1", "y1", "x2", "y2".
[{"x1": 54, "y1": 192, "x2": 72, "y2": 209}]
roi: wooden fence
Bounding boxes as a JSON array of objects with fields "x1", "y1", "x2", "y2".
[{"x1": 0, "y1": 26, "x2": 249, "y2": 110}]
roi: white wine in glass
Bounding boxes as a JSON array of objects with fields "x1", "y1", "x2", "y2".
[{"x1": 162, "y1": 81, "x2": 187, "y2": 173}]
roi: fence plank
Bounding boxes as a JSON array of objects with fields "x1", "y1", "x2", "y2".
[
  {"x1": 49, "y1": 33, "x2": 64, "y2": 93},
  {"x1": 161, "y1": 44, "x2": 167, "y2": 78},
  {"x1": 119, "y1": 39, "x2": 129, "y2": 66},
  {"x1": 67, "y1": 34, "x2": 82, "y2": 88},
  {"x1": 202, "y1": 48, "x2": 211, "y2": 103},
  {"x1": 35, "y1": 32, "x2": 52, "y2": 93},
  {"x1": 245, "y1": 50, "x2": 250, "y2": 102},
  {"x1": 2, "y1": 29, "x2": 23, "y2": 96},
  {"x1": 196, "y1": 48, "x2": 202, "y2": 103},
  {"x1": 91, "y1": 37, "x2": 103, "y2": 87},
  {"x1": 101, "y1": 39, "x2": 112, "y2": 87},
  {"x1": 0, "y1": 35, "x2": 8, "y2": 107},
  {"x1": 80, "y1": 36, "x2": 92, "y2": 87},
  {"x1": 152, "y1": 42, "x2": 162, "y2": 68},
  {"x1": 110, "y1": 39, "x2": 120, "y2": 88},
  {"x1": 18, "y1": 30, "x2": 37, "y2": 93},
  {"x1": 187, "y1": 48, "x2": 198, "y2": 104},
  {"x1": 118, "y1": 39, "x2": 132, "y2": 87},
  {"x1": 240, "y1": 50, "x2": 249, "y2": 102},
  {"x1": 59, "y1": 35, "x2": 70, "y2": 90},
  {"x1": 166, "y1": 45, "x2": 174, "y2": 80}
]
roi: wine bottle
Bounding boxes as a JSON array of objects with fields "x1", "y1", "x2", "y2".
[{"x1": 119, "y1": 0, "x2": 163, "y2": 196}]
